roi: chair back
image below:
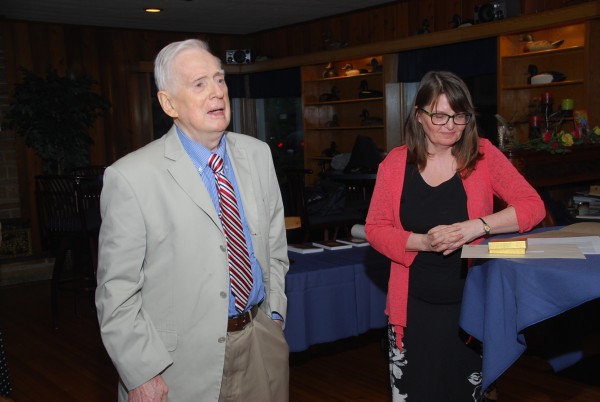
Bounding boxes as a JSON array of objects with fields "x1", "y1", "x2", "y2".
[
  {"x1": 69, "y1": 165, "x2": 106, "y2": 179},
  {"x1": 74, "y1": 175, "x2": 103, "y2": 234},
  {"x1": 283, "y1": 168, "x2": 313, "y2": 223},
  {"x1": 35, "y1": 176, "x2": 81, "y2": 242}
]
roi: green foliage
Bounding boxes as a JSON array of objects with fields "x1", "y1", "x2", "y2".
[{"x1": 5, "y1": 67, "x2": 110, "y2": 174}]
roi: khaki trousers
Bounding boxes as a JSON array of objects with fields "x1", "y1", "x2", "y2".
[{"x1": 218, "y1": 309, "x2": 289, "y2": 402}]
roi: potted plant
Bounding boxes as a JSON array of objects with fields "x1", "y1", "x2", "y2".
[{"x1": 5, "y1": 67, "x2": 110, "y2": 174}]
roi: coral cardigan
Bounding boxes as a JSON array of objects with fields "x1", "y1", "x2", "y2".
[{"x1": 365, "y1": 138, "x2": 545, "y2": 346}]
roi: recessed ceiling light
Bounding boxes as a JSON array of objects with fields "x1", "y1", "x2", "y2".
[{"x1": 144, "y1": 8, "x2": 162, "y2": 13}]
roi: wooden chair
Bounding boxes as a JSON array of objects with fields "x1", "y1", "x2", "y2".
[
  {"x1": 35, "y1": 175, "x2": 102, "y2": 329},
  {"x1": 283, "y1": 168, "x2": 364, "y2": 241}
]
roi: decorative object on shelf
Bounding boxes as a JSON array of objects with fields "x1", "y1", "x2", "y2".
[
  {"x1": 358, "y1": 80, "x2": 383, "y2": 99},
  {"x1": 319, "y1": 86, "x2": 340, "y2": 102},
  {"x1": 527, "y1": 64, "x2": 566, "y2": 85},
  {"x1": 360, "y1": 109, "x2": 383, "y2": 126},
  {"x1": 368, "y1": 58, "x2": 382, "y2": 73},
  {"x1": 541, "y1": 92, "x2": 553, "y2": 132},
  {"x1": 521, "y1": 34, "x2": 564, "y2": 52},
  {"x1": 529, "y1": 115, "x2": 542, "y2": 139},
  {"x1": 513, "y1": 124, "x2": 600, "y2": 154},
  {"x1": 321, "y1": 62, "x2": 337, "y2": 78},
  {"x1": 343, "y1": 63, "x2": 364, "y2": 76},
  {"x1": 574, "y1": 109, "x2": 589, "y2": 135},
  {"x1": 414, "y1": 19, "x2": 430, "y2": 35},
  {"x1": 495, "y1": 113, "x2": 515, "y2": 150},
  {"x1": 561, "y1": 98, "x2": 574, "y2": 117},
  {"x1": 322, "y1": 31, "x2": 348, "y2": 50},
  {"x1": 450, "y1": 14, "x2": 474, "y2": 28}
]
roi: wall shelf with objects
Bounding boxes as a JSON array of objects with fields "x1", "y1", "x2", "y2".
[
  {"x1": 498, "y1": 20, "x2": 600, "y2": 145},
  {"x1": 301, "y1": 56, "x2": 392, "y2": 185}
]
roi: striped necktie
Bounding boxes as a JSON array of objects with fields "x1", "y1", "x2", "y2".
[{"x1": 208, "y1": 153, "x2": 252, "y2": 313}]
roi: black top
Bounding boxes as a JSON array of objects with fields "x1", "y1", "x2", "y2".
[{"x1": 400, "y1": 162, "x2": 469, "y2": 303}]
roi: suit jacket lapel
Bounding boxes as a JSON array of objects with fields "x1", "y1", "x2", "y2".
[{"x1": 163, "y1": 127, "x2": 222, "y2": 229}]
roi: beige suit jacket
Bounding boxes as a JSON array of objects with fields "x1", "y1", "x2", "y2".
[{"x1": 95, "y1": 127, "x2": 289, "y2": 401}]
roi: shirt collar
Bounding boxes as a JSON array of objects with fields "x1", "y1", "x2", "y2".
[{"x1": 176, "y1": 126, "x2": 228, "y2": 172}]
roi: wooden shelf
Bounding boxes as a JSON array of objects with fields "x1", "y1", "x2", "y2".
[
  {"x1": 301, "y1": 56, "x2": 388, "y2": 185},
  {"x1": 497, "y1": 21, "x2": 599, "y2": 143},
  {"x1": 502, "y1": 80, "x2": 584, "y2": 91},
  {"x1": 305, "y1": 97, "x2": 383, "y2": 106},
  {"x1": 501, "y1": 45, "x2": 584, "y2": 60}
]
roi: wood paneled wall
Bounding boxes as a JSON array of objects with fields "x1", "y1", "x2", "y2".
[{"x1": 0, "y1": 0, "x2": 584, "y2": 252}]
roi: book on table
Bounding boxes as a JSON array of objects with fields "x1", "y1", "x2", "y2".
[
  {"x1": 311, "y1": 240, "x2": 353, "y2": 250},
  {"x1": 336, "y1": 237, "x2": 370, "y2": 247},
  {"x1": 287, "y1": 243, "x2": 324, "y2": 254},
  {"x1": 487, "y1": 237, "x2": 528, "y2": 255}
]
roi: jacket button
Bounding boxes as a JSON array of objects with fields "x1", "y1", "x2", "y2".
[
  {"x1": 220, "y1": 291, "x2": 227, "y2": 298},
  {"x1": 220, "y1": 245, "x2": 226, "y2": 252},
  {"x1": 218, "y1": 337, "x2": 226, "y2": 343}
]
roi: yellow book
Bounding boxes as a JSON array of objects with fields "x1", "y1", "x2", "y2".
[
  {"x1": 488, "y1": 248, "x2": 527, "y2": 255},
  {"x1": 488, "y1": 238, "x2": 528, "y2": 254}
]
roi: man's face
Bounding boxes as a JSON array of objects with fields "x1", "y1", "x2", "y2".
[{"x1": 159, "y1": 47, "x2": 230, "y2": 142}]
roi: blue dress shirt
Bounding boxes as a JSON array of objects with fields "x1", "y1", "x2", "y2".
[{"x1": 177, "y1": 127, "x2": 265, "y2": 317}]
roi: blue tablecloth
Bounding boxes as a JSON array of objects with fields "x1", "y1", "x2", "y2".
[
  {"x1": 284, "y1": 246, "x2": 390, "y2": 352},
  {"x1": 460, "y1": 241, "x2": 600, "y2": 391}
]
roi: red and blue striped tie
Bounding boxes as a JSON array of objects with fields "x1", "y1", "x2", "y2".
[{"x1": 208, "y1": 153, "x2": 252, "y2": 313}]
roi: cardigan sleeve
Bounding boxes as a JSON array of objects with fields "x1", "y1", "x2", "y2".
[
  {"x1": 482, "y1": 139, "x2": 546, "y2": 232},
  {"x1": 365, "y1": 147, "x2": 417, "y2": 267}
]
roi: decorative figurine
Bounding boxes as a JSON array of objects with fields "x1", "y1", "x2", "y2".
[
  {"x1": 322, "y1": 62, "x2": 337, "y2": 78},
  {"x1": 358, "y1": 80, "x2": 383, "y2": 99},
  {"x1": 319, "y1": 86, "x2": 340, "y2": 102}
]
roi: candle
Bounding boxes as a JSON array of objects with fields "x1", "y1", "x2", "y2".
[
  {"x1": 561, "y1": 98, "x2": 574, "y2": 111},
  {"x1": 529, "y1": 115, "x2": 541, "y2": 127},
  {"x1": 541, "y1": 92, "x2": 552, "y2": 105}
]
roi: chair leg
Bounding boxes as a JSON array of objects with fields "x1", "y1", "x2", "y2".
[{"x1": 51, "y1": 240, "x2": 69, "y2": 329}]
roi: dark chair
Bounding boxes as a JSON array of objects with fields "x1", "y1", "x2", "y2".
[
  {"x1": 69, "y1": 165, "x2": 107, "y2": 178},
  {"x1": 74, "y1": 174, "x2": 103, "y2": 273},
  {"x1": 283, "y1": 168, "x2": 365, "y2": 241},
  {"x1": 35, "y1": 175, "x2": 102, "y2": 329}
]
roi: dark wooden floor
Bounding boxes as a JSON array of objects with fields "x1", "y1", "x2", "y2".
[{"x1": 1, "y1": 281, "x2": 599, "y2": 401}]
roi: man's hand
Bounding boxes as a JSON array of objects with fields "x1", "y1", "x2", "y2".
[{"x1": 128, "y1": 375, "x2": 168, "y2": 402}]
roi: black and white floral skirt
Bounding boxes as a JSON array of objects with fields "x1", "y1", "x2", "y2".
[{"x1": 388, "y1": 295, "x2": 483, "y2": 402}]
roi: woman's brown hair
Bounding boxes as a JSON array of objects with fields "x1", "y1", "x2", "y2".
[{"x1": 404, "y1": 71, "x2": 482, "y2": 177}]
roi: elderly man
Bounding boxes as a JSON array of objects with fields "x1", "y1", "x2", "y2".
[{"x1": 96, "y1": 39, "x2": 289, "y2": 402}]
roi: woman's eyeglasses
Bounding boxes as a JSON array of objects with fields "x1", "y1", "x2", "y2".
[{"x1": 418, "y1": 108, "x2": 472, "y2": 125}]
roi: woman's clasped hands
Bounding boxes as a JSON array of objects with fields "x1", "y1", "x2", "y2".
[{"x1": 425, "y1": 220, "x2": 481, "y2": 255}]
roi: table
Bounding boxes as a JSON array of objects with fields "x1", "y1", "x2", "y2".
[
  {"x1": 284, "y1": 246, "x2": 390, "y2": 352},
  {"x1": 459, "y1": 233, "x2": 600, "y2": 391}
]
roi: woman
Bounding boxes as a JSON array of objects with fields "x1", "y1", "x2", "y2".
[{"x1": 365, "y1": 71, "x2": 545, "y2": 402}]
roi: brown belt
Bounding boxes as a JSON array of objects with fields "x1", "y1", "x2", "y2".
[{"x1": 227, "y1": 305, "x2": 258, "y2": 332}]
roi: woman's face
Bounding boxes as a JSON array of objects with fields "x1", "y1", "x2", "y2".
[{"x1": 417, "y1": 94, "x2": 465, "y2": 151}]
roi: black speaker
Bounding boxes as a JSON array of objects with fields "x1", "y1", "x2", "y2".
[
  {"x1": 226, "y1": 49, "x2": 251, "y2": 64},
  {"x1": 474, "y1": 0, "x2": 520, "y2": 24}
]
